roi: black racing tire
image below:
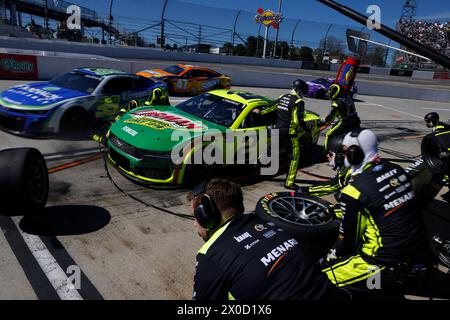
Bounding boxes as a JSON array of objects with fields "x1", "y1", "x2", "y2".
[
  {"x1": 421, "y1": 132, "x2": 450, "y2": 176},
  {"x1": 165, "y1": 81, "x2": 174, "y2": 95},
  {"x1": 0, "y1": 148, "x2": 49, "y2": 215},
  {"x1": 255, "y1": 192, "x2": 339, "y2": 258},
  {"x1": 60, "y1": 107, "x2": 91, "y2": 135},
  {"x1": 315, "y1": 89, "x2": 326, "y2": 99}
]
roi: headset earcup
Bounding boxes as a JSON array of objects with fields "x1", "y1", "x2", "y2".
[
  {"x1": 194, "y1": 195, "x2": 221, "y2": 230},
  {"x1": 347, "y1": 145, "x2": 364, "y2": 165}
]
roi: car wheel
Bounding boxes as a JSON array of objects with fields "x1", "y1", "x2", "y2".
[
  {"x1": 165, "y1": 81, "x2": 174, "y2": 95},
  {"x1": 255, "y1": 192, "x2": 339, "y2": 258},
  {"x1": 421, "y1": 132, "x2": 450, "y2": 176},
  {"x1": 0, "y1": 148, "x2": 49, "y2": 215},
  {"x1": 60, "y1": 107, "x2": 91, "y2": 136}
]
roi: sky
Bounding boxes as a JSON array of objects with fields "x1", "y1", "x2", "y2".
[
  {"x1": 70, "y1": 0, "x2": 450, "y2": 25},
  {"x1": 35, "y1": 0, "x2": 450, "y2": 49}
]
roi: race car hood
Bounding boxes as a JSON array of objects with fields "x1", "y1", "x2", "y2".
[
  {"x1": 0, "y1": 82, "x2": 89, "y2": 111},
  {"x1": 138, "y1": 69, "x2": 174, "y2": 78},
  {"x1": 110, "y1": 105, "x2": 227, "y2": 152}
]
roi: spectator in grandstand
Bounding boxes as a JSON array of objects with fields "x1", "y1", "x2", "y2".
[{"x1": 398, "y1": 19, "x2": 449, "y2": 58}]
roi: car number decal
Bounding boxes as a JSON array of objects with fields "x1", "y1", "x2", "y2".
[{"x1": 95, "y1": 95, "x2": 121, "y2": 118}]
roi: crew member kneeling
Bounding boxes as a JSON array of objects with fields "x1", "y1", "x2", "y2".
[{"x1": 322, "y1": 129, "x2": 431, "y2": 293}]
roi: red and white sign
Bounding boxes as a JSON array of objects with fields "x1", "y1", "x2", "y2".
[
  {"x1": 0, "y1": 53, "x2": 38, "y2": 80},
  {"x1": 433, "y1": 72, "x2": 450, "y2": 80}
]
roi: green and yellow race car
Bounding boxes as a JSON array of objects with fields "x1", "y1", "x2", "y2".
[{"x1": 106, "y1": 89, "x2": 321, "y2": 188}]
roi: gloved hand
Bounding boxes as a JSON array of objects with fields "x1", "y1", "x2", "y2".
[
  {"x1": 323, "y1": 206, "x2": 341, "y2": 219},
  {"x1": 318, "y1": 249, "x2": 338, "y2": 268}
]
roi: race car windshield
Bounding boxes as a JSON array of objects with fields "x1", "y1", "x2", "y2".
[
  {"x1": 49, "y1": 72, "x2": 101, "y2": 93},
  {"x1": 175, "y1": 93, "x2": 245, "y2": 127},
  {"x1": 163, "y1": 66, "x2": 185, "y2": 75}
]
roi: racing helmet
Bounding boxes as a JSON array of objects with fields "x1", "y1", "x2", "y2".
[
  {"x1": 424, "y1": 112, "x2": 439, "y2": 127},
  {"x1": 291, "y1": 79, "x2": 308, "y2": 96},
  {"x1": 328, "y1": 83, "x2": 342, "y2": 100},
  {"x1": 326, "y1": 135, "x2": 345, "y2": 169}
]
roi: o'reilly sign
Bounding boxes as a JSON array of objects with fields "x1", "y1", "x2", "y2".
[
  {"x1": 1, "y1": 58, "x2": 34, "y2": 73},
  {"x1": 0, "y1": 53, "x2": 38, "y2": 80}
]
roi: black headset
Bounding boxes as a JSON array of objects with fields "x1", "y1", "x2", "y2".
[
  {"x1": 346, "y1": 128, "x2": 365, "y2": 165},
  {"x1": 193, "y1": 181, "x2": 222, "y2": 230}
]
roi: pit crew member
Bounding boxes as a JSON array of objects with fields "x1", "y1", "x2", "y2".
[
  {"x1": 321, "y1": 129, "x2": 431, "y2": 294},
  {"x1": 190, "y1": 178, "x2": 346, "y2": 300}
]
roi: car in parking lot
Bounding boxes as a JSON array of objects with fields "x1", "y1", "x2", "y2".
[
  {"x1": 136, "y1": 64, "x2": 231, "y2": 95},
  {"x1": 0, "y1": 67, "x2": 168, "y2": 135},
  {"x1": 106, "y1": 89, "x2": 321, "y2": 188}
]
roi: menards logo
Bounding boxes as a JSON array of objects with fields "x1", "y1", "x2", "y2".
[{"x1": 1, "y1": 58, "x2": 34, "y2": 73}]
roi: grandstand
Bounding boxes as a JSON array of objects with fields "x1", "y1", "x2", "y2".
[
  {"x1": 396, "y1": 1, "x2": 449, "y2": 69},
  {"x1": 0, "y1": 0, "x2": 121, "y2": 43}
]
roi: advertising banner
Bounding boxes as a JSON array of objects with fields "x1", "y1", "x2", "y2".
[
  {"x1": 0, "y1": 53, "x2": 38, "y2": 80},
  {"x1": 433, "y1": 72, "x2": 450, "y2": 80}
]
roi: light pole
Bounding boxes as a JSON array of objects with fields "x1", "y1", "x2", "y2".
[
  {"x1": 232, "y1": 10, "x2": 241, "y2": 47},
  {"x1": 263, "y1": 26, "x2": 269, "y2": 59},
  {"x1": 160, "y1": 0, "x2": 169, "y2": 48},
  {"x1": 44, "y1": 0, "x2": 49, "y2": 30},
  {"x1": 272, "y1": 0, "x2": 282, "y2": 58},
  {"x1": 290, "y1": 19, "x2": 301, "y2": 58},
  {"x1": 109, "y1": 0, "x2": 114, "y2": 45}
]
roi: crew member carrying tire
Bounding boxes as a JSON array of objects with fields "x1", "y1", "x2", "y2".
[
  {"x1": 320, "y1": 83, "x2": 360, "y2": 152},
  {"x1": 298, "y1": 134, "x2": 350, "y2": 219},
  {"x1": 321, "y1": 129, "x2": 431, "y2": 297},
  {"x1": 256, "y1": 79, "x2": 310, "y2": 191},
  {"x1": 422, "y1": 112, "x2": 450, "y2": 202}
]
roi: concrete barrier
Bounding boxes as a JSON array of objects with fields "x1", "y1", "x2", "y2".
[
  {"x1": 412, "y1": 70, "x2": 435, "y2": 80},
  {"x1": 3, "y1": 51, "x2": 448, "y2": 103},
  {"x1": 37, "y1": 55, "x2": 133, "y2": 79},
  {"x1": 0, "y1": 36, "x2": 302, "y2": 69},
  {"x1": 368, "y1": 67, "x2": 390, "y2": 76}
]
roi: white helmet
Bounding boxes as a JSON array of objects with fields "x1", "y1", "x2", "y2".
[{"x1": 342, "y1": 129, "x2": 379, "y2": 174}]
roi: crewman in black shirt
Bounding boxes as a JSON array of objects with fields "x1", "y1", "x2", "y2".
[
  {"x1": 321, "y1": 83, "x2": 360, "y2": 151},
  {"x1": 257, "y1": 79, "x2": 309, "y2": 190},
  {"x1": 188, "y1": 178, "x2": 345, "y2": 300},
  {"x1": 322, "y1": 129, "x2": 431, "y2": 293}
]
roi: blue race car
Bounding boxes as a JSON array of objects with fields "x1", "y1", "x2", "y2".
[
  {"x1": 306, "y1": 77, "x2": 358, "y2": 100},
  {"x1": 0, "y1": 68, "x2": 168, "y2": 135}
]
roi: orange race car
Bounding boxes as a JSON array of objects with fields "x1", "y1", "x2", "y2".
[{"x1": 136, "y1": 64, "x2": 231, "y2": 95}]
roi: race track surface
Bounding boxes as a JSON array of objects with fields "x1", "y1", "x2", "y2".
[{"x1": 0, "y1": 80, "x2": 449, "y2": 299}]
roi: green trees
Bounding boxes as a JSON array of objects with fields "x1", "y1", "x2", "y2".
[{"x1": 221, "y1": 36, "x2": 315, "y2": 61}]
